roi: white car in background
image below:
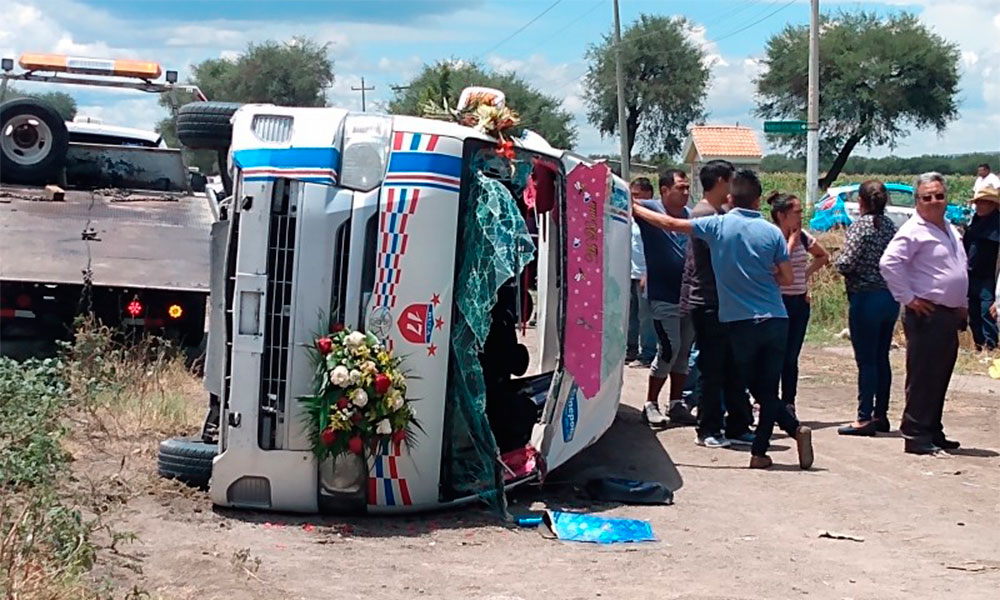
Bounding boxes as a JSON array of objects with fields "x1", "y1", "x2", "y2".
[{"x1": 66, "y1": 115, "x2": 167, "y2": 148}]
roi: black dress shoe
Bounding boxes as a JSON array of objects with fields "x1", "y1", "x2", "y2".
[
  {"x1": 905, "y1": 441, "x2": 942, "y2": 455},
  {"x1": 873, "y1": 417, "x2": 890, "y2": 433},
  {"x1": 933, "y1": 436, "x2": 960, "y2": 450},
  {"x1": 838, "y1": 421, "x2": 877, "y2": 436}
]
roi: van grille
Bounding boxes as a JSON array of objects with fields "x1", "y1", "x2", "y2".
[
  {"x1": 222, "y1": 210, "x2": 240, "y2": 423},
  {"x1": 259, "y1": 181, "x2": 295, "y2": 449}
]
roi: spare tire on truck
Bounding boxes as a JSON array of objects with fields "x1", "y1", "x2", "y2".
[
  {"x1": 157, "y1": 436, "x2": 218, "y2": 488},
  {"x1": 176, "y1": 101, "x2": 241, "y2": 151},
  {"x1": 0, "y1": 98, "x2": 70, "y2": 185}
]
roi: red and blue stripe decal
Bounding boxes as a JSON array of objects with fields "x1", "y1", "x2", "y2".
[{"x1": 385, "y1": 132, "x2": 461, "y2": 193}]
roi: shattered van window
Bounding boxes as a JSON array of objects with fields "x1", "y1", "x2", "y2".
[{"x1": 445, "y1": 170, "x2": 536, "y2": 514}]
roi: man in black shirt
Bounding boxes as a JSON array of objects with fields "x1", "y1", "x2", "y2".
[{"x1": 965, "y1": 185, "x2": 999, "y2": 350}]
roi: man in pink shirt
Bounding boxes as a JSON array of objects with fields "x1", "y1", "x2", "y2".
[{"x1": 879, "y1": 172, "x2": 969, "y2": 455}]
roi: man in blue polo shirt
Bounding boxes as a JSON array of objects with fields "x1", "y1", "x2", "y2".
[
  {"x1": 634, "y1": 170, "x2": 697, "y2": 428},
  {"x1": 632, "y1": 169, "x2": 814, "y2": 470}
]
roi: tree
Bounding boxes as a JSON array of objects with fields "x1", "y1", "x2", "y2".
[
  {"x1": 582, "y1": 15, "x2": 710, "y2": 159},
  {"x1": 2, "y1": 87, "x2": 77, "y2": 120},
  {"x1": 755, "y1": 12, "x2": 960, "y2": 189},
  {"x1": 34, "y1": 92, "x2": 77, "y2": 120},
  {"x1": 157, "y1": 36, "x2": 335, "y2": 173},
  {"x1": 389, "y1": 61, "x2": 577, "y2": 149}
]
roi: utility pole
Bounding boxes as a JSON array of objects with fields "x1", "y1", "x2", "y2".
[
  {"x1": 806, "y1": 0, "x2": 820, "y2": 209},
  {"x1": 613, "y1": 0, "x2": 630, "y2": 181},
  {"x1": 351, "y1": 77, "x2": 375, "y2": 112}
]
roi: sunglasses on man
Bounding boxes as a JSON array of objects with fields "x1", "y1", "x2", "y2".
[{"x1": 919, "y1": 192, "x2": 946, "y2": 201}]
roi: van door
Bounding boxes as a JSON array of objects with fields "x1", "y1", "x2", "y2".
[{"x1": 533, "y1": 157, "x2": 630, "y2": 471}]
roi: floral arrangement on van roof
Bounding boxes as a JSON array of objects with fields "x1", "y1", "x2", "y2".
[
  {"x1": 419, "y1": 86, "x2": 520, "y2": 159},
  {"x1": 300, "y1": 325, "x2": 418, "y2": 459}
]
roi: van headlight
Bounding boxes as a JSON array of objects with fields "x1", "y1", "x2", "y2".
[{"x1": 339, "y1": 113, "x2": 392, "y2": 192}]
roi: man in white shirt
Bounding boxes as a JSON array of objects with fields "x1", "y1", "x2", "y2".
[
  {"x1": 627, "y1": 179, "x2": 657, "y2": 367},
  {"x1": 974, "y1": 163, "x2": 1000, "y2": 194}
]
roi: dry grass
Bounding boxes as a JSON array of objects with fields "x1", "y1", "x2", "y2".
[
  {"x1": 1, "y1": 318, "x2": 205, "y2": 599},
  {"x1": 63, "y1": 318, "x2": 204, "y2": 441}
]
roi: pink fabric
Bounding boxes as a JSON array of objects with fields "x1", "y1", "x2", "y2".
[
  {"x1": 501, "y1": 445, "x2": 539, "y2": 482},
  {"x1": 564, "y1": 163, "x2": 607, "y2": 397}
]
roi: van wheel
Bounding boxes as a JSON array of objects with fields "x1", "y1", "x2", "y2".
[
  {"x1": 0, "y1": 98, "x2": 69, "y2": 184},
  {"x1": 176, "y1": 101, "x2": 241, "y2": 151},
  {"x1": 157, "y1": 436, "x2": 217, "y2": 488}
]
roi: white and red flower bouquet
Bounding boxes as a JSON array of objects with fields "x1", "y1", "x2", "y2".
[{"x1": 300, "y1": 325, "x2": 417, "y2": 460}]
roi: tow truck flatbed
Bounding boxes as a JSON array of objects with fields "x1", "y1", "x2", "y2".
[{"x1": 0, "y1": 185, "x2": 211, "y2": 291}]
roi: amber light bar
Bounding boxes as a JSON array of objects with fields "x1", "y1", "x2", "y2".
[{"x1": 19, "y1": 53, "x2": 162, "y2": 79}]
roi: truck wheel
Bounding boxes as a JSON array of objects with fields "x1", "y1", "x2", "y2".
[
  {"x1": 0, "y1": 98, "x2": 69, "y2": 184},
  {"x1": 157, "y1": 436, "x2": 217, "y2": 488},
  {"x1": 176, "y1": 101, "x2": 241, "y2": 151}
]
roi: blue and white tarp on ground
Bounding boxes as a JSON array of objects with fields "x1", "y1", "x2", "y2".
[{"x1": 543, "y1": 510, "x2": 656, "y2": 544}]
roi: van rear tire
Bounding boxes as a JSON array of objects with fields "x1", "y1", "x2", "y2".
[{"x1": 176, "y1": 102, "x2": 241, "y2": 151}]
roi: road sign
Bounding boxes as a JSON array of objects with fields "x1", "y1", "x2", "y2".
[{"x1": 764, "y1": 120, "x2": 808, "y2": 135}]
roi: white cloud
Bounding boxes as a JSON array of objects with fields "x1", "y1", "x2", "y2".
[
  {"x1": 705, "y1": 56, "x2": 763, "y2": 118},
  {"x1": 75, "y1": 98, "x2": 164, "y2": 131}
]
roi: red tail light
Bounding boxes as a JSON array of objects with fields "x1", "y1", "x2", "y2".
[{"x1": 126, "y1": 299, "x2": 143, "y2": 317}]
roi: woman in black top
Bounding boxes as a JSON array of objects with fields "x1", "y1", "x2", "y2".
[
  {"x1": 835, "y1": 181, "x2": 899, "y2": 436},
  {"x1": 964, "y1": 186, "x2": 999, "y2": 351}
]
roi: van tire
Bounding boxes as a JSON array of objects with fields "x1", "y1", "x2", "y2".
[
  {"x1": 0, "y1": 98, "x2": 69, "y2": 184},
  {"x1": 176, "y1": 102, "x2": 241, "y2": 151},
  {"x1": 157, "y1": 436, "x2": 217, "y2": 488}
]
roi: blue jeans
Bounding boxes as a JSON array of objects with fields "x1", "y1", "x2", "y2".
[
  {"x1": 627, "y1": 279, "x2": 657, "y2": 363},
  {"x1": 692, "y1": 307, "x2": 753, "y2": 439},
  {"x1": 780, "y1": 294, "x2": 810, "y2": 406},
  {"x1": 682, "y1": 343, "x2": 700, "y2": 406},
  {"x1": 968, "y1": 277, "x2": 998, "y2": 350},
  {"x1": 728, "y1": 318, "x2": 798, "y2": 457},
  {"x1": 848, "y1": 289, "x2": 899, "y2": 421}
]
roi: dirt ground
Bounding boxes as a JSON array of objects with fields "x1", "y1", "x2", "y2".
[{"x1": 75, "y1": 344, "x2": 1000, "y2": 600}]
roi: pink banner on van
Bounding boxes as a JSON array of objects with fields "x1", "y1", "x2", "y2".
[{"x1": 564, "y1": 162, "x2": 608, "y2": 398}]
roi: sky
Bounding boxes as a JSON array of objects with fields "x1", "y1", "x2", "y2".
[{"x1": 2, "y1": 0, "x2": 997, "y2": 159}]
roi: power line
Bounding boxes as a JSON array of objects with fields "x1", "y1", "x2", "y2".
[
  {"x1": 549, "y1": 0, "x2": 796, "y2": 95},
  {"x1": 479, "y1": 0, "x2": 564, "y2": 58},
  {"x1": 519, "y1": 0, "x2": 606, "y2": 57},
  {"x1": 710, "y1": 0, "x2": 797, "y2": 45}
]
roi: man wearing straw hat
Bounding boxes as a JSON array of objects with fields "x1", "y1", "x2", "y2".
[{"x1": 964, "y1": 185, "x2": 999, "y2": 350}]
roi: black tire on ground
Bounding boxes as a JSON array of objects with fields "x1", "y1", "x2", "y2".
[
  {"x1": 0, "y1": 98, "x2": 70, "y2": 184},
  {"x1": 157, "y1": 436, "x2": 217, "y2": 488},
  {"x1": 176, "y1": 101, "x2": 241, "y2": 151}
]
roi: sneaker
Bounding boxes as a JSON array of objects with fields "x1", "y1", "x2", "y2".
[
  {"x1": 667, "y1": 403, "x2": 698, "y2": 425},
  {"x1": 727, "y1": 432, "x2": 755, "y2": 447},
  {"x1": 643, "y1": 403, "x2": 668, "y2": 427},
  {"x1": 696, "y1": 434, "x2": 731, "y2": 448}
]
